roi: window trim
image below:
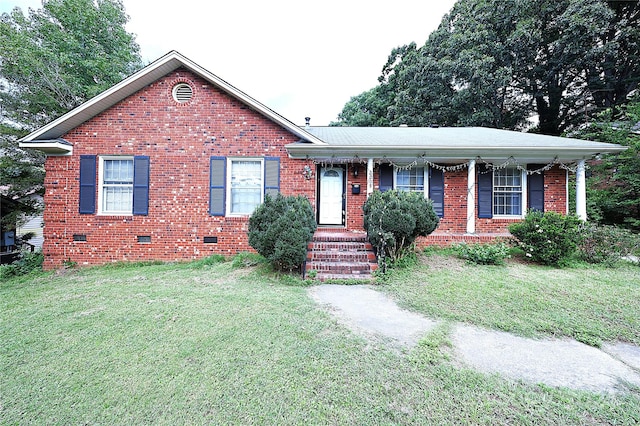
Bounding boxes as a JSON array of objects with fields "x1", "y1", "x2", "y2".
[
  {"x1": 225, "y1": 157, "x2": 264, "y2": 216},
  {"x1": 393, "y1": 166, "x2": 429, "y2": 197},
  {"x1": 492, "y1": 166, "x2": 527, "y2": 219},
  {"x1": 97, "y1": 156, "x2": 134, "y2": 216}
]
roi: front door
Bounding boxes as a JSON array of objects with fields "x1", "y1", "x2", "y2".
[{"x1": 318, "y1": 166, "x2": 344, "y2": 225}]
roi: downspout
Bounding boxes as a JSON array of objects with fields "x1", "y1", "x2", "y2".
[{"x1": 467, "y1": 159, "x2": 476, "y2": 234}]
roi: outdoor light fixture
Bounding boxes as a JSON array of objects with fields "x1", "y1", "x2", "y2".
[
  {"x1": 353, "y1": 165, "x2": 359, "y2": 177},
  {"x1": 302, "y1": 165, "x2": 313, "y2": 180}
]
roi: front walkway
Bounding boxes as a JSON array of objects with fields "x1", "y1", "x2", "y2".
[{"x1": 309, "y1": 284, "x2": 640, "y2": 394}]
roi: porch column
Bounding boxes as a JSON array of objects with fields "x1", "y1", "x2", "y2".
[
  {"x1": 367, "y1": 158, "x2": 374, "y2": 196},
  {"x1": 467, "y1": 159, "x2": 476, "y2": 234},
  {"x1": 576, "y1": 159, "x2": 587, "y2": 221}
]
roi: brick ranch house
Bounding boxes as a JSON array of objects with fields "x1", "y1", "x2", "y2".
[{"x1": 20, "y1": 51, "x2": 625, "y2": 271}]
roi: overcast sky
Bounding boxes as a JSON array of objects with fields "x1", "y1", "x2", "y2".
[{"x1": 1, "y1": 0, "x2": 457, "y2": 125}]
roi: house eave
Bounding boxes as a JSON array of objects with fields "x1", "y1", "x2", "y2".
[
  {"x1": 18, "y1": 140, "x2": 73, "y2": 156},
  {"x1": 285, "y1": 144, "x2": 628, "y2": 163}
]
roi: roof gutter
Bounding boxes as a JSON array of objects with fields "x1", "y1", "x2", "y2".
[{"x1": 285, "y1": 143, "x2": 628, "y2": 162}]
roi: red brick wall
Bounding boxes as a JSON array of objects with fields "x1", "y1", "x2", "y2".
[
  {"x1": 345, "y1": 163, "x2": 367, "y2": 230},
  {"x1": 42, "y1": 69, "x2": 316, "y2": 269}
]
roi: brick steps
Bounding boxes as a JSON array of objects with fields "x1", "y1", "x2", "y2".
[{"x1": 305, "y1": 231, "x2": 378, "y2": 282}]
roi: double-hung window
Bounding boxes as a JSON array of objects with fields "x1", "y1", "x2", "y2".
[
  {"x1": 99, "y1": 157, "x2": 134, "y2": 214},
  {"x1": 395, "y1": 167, "x2": 427, "y2": 194},
  {"x1": 209, "y1": 156, "x2": 279, "y2": 217},
  {"x1": 395, "y1": 167, "x2": 427, "y2": 195},
  {"x1": 228, "y1": 159, "x2": 263, "y2": 215},
  {"x1": 493, "y1": 167, "x2": 525, "y2": 216}
]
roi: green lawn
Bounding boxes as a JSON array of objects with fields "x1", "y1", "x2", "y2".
[
  {"x1": 2, "y1": 257, "x2": 639, "y2": 425},
  {"x1": 381, "y1": 252, "x2": 640, "y2": 347}
]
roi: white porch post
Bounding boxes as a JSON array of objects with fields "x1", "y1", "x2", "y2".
[
  {"x1": 467, "y1": 159, "x2": 476, "y2": 234},
  {"x1": 576, "y1": 159, "x2": 587, "y2": 221},
  {"x1": 367, "y1": 158, "x2": 374, "y2": 196}
]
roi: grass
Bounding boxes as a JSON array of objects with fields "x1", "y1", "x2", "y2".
[
  {"x1": 382, "y1": 250, "x2": 640, "y2": 347},
  {"x1": 2, "y1": 257, "x2": 640, "y2": 424}
]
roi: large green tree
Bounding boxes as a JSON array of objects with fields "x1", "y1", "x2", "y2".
[
  {"x1": 0, "y1": 0, "x2": 143, "y2": 229},
  {"x1": 577, "y1": 98, "x2": 640, "y2": 231},
  {"x1": 333, "y1": 0, "x2": 640, "y2": 136}
]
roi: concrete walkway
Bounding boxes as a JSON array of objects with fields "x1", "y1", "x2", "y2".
[{"x1": 309, "y1": 284, "x2": 640, "y2": 394}]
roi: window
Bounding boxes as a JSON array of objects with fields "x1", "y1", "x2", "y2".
[
  {"x1": 209, "y1": 156, "x2": 279, "y2": 217},
  {"x1": 493, "y1": 167, "x2": 525, "y2": 216},
  {"x1": 395, "y1": 167, "x2": 427, "y2": 194},
  {"x1": 229, "y1": 159, "x2": 263, "y2": 214},
  {"x1": 99, "y1": 157, "x2": 134, "y2": 214},
  {"x1": 79, "y1": 155, "x2": 149, "y2": 215}
]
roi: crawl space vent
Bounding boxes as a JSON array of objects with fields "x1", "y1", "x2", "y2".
[{"x1": 172, "y1": 83, "x2": 193, "y2": 103}]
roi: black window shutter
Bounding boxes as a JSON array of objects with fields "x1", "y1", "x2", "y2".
[
  {"x1": 79, "y1": 155, "x2": 96, "y2": 214},
  {"x1": 429, "y1": 167, "x2": 445, "y2": 218},
  {"x1": 527, "y1": 164, "x2": 545, "y2": 212},
  {"x1": 379, "y1": 164, "x2": 393, "y2": 192},
  {"x1": 133, "y1": 156, "x2": 150, "y2": 215},
  {"x1": 477, "y1": 164, "x2": 493, "y2": 218},
  {"x1": 264, "y1": 157, "x2": 280, "y2": 198},
  {"x1": 210, "y1": 157, "x2": 226, "y2": 216}
]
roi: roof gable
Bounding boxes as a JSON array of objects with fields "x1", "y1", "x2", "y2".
[{"x1": 19, "y1": 51, "x2": 325, "y2": 146}]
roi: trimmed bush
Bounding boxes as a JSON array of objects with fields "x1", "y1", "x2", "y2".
[
  {"x1": 578, "y1": 223, "x2": 640, "y2": 266},
  {"x1": 248, "y1": 194, "x2": 316, "y2": 272},
  {"x1": 455, "y1": 242, "x2": 510, "y2": 265},
  {"x1": 363, "y1": 190, "x2": 439, "y2": 268},
  {"x1": 509, "y1": 211, "x2": 582, "y2": 266}
]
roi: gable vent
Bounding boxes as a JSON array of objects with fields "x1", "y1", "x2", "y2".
[{"x1": 172, "y1": 83, "x2": 193, "y2": 103}]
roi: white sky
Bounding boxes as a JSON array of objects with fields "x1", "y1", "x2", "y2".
[{"x1": 1, "y1": 0, "x2": 456, "y2": 125}]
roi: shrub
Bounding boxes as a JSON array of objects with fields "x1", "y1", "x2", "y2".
[
  {"x1": 248, "y1": 194, "x2": 316, "y2": 272},
  {"x1": 509, "y1": 211, "x2": 583, "y2": 266},
  {"x1": 455, "y1": 242, "x2": 510, "y2": 265},
  {"x1": 363, "y1": 190, "x2": 439, "y2": 268},
  {"x1": 578, "y1": 223, "x2": 640, "y2": 266},
  {"x1": 0, "y1": 250, "x2": 44, "y2": 279}
]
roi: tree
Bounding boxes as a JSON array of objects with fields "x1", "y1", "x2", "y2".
[
  {"x1": 334, "y1": 0, "x2": 640, "y2": 136},
  {"x1": 577, "y1": 98, "x2": 640, "y2": 231},
  {"x1": 331, "y1": 86, "x2": 391, "y2": 127},
  {"x1": 0, "y1": 0, "x2": 143, "y2": 229}
]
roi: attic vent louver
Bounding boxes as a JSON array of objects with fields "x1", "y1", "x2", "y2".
[{"x1": 172, "y1": 83, "x2": 193, "y2": 103}]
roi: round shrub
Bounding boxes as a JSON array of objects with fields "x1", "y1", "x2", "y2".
[
  {"x1": 248, "y1": 194, "x2": 316, "y2": 272},
  {"x1": 508, "y1": 211, "x2": 582, "y2": 266},
  {"x1": 363, "y1": 190, "x2": 439, "y2": 267}
]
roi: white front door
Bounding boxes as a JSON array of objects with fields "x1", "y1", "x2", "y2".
[{"x1": 319, "y1": 166, "x2": 344, "y2": 225}]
